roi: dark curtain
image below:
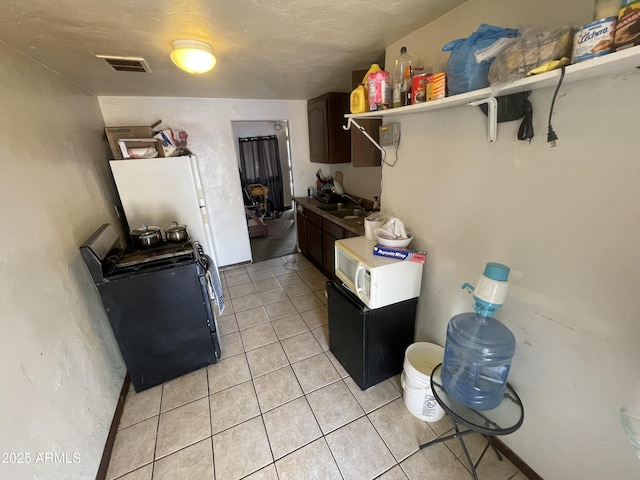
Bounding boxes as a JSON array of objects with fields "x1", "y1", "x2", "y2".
[{"x1": 238, "y1": 135, "x2": 284, "y2": 212}]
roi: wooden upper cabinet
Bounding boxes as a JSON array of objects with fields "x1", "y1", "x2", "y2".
[
  {"x1": 351, "y1": 118, "x2": 382, "y2": 167},
  {"x1": 351, "y1": 69, "x2": 382, "y2": 167},
  {"x1": 308, "y1": 93, "x2": 350, "y2": 164}
]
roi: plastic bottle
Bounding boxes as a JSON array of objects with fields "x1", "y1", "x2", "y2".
[
  {"x1": 441, "y1": 262, "x2": 516, "y2": 410},
  {"x1": 362, "y1": 63, "x2": 382, "y2": 84},
  {"x1": 350, "y1": 85, "x2": 367, "y2": 114},
  {"x1": 392, "y1": 47, "x2": 413, "y2": 108},
  {"x1": 351, "y1": 64, "x2": 382, "y2": 114}
]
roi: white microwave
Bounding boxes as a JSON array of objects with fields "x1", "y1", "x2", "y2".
[{"x1": 334, "y1": 236, "x2": 424, "y2": 309}]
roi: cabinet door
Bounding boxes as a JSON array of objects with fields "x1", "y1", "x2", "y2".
[
  {"x1": 352, "y1": 118, "x2": 382, "y2": 167},
  {"x1": 323, "y1": 231, "x2": 337, "y2": 277},
  {"x1": 296, "y1": 210, "x2": 308, "y2": 256},
  {"x1": 307, "y1": 222, "x2": 323, "y2": 267},
  {"x1": 308, "y1": 97, "x2": 328, "y2": 163},
  {"x1": 308, "y1": 93, "x2": 351, "y2": 164},
  {"x1": 322, "y1": 219, "x2": 345, "y2": 277},
  {"x1": 326, "y1": 93, "x2": 351, "y2": 164}
]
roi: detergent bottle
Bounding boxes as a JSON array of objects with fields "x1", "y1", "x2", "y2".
[
  {"x1": 351, "y1": 64, "x2": 382, "y2": 113},
  {"x1": 441, "y1": 262, "x2": 516, "y2": 410}
]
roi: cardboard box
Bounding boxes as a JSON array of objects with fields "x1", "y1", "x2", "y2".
[
  {"x1": 372, "y1": 245, "x2": 427, "y2": 263},
  {"x1": 105, "y1": 123, "x2": 160, "y2": 159}
]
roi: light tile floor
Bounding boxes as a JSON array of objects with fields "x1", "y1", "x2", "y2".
[{"x1": 106, "y1": 253, "x2": 526, "y2": 480}]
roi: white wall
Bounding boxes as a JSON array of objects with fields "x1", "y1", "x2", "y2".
[
  {"x1": 99, "y1": 97, "x2": 312, "y2": 267},
  {"x1": 384, "y1": 1, "x2": 640, "y2": 478},
  {"x1": 0, "y1": 41, "x2": 126, "y2": 479},
  {"x1": 328, "y1": 163, "x2": 383, "y2": 203}
]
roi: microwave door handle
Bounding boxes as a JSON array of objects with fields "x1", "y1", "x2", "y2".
[{"x1": 354, "y1": 261, "x2": 366, "y2": 302}]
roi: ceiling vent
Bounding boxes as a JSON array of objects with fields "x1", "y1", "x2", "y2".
[{"x1": 96, "y1": 55, "x2": 151, "y2": 73}]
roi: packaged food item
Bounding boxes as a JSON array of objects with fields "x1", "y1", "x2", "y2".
[
  {"x1": 572, "y1": 17, "x2": 617, "y2": 63},
  {"x1": 367, "y1": 70, "x2": 391, "y2": 111},
  {"x1": 488, "y1": 26, "x2": 573, "y2": 86},
  {"x1": 412, "y1": 73, "x2": 429, "y2": 103},
  {"x1": 427, "y1": 73, "x2": 446, "y2": 100},
  {"x1": 595, "y1": 0, "x2": 621, "y2": 20},
  {"x1": 614, "y1": 0, "x2": 640, "y2": 50}
]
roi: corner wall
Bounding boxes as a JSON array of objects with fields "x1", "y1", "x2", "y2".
[
  {"x1": 383, "y1": 1, "x2": 640, "y2": 478},
  {"x1": 0, "y1": 41, "x2": 125, "y2": 478}
]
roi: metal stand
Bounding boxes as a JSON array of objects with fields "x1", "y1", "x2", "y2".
[{"x1": 419, "y1": 416, "x2": 502, "y2": 480}]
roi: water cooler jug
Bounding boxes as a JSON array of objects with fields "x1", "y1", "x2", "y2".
[{"x1": 441, "y1": 262, "x2": 516, "y2": 410}]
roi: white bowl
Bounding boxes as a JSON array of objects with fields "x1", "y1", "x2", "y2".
[{"x1": 374, "y1": 229, "x2": 413, "y2": 248}]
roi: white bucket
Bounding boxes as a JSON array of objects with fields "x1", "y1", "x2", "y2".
[
  {"x1": 364, "y1": 217, "x2": 385, "y2": 241},
  {"x1": 402, "y1": 342, "x2": 445, "y2": 422}
]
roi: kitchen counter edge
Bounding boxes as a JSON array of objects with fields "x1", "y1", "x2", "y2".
[{"x1": 293, "y1": 197, "x2": 366, "y2": 236}]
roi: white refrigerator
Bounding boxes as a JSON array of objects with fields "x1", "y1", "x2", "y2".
[{"x1": 109, "y1": 155, "x2": 216, "y2": 261}]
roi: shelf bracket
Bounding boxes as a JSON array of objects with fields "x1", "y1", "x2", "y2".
[
  {"x1": 343, "y1": 117, "x2": 385, "y2": 154},
  {"x1": 468, "y1": 97, "x2": 498, "y2": 143}
]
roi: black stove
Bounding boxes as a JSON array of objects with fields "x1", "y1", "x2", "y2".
[
  {"x1": 118, "y1": 241, "x2": 194, "y2": 267},
  {"x1": 80, "y1": 223, "x2": 221, "y2": 392},
  {"x1": 105, "y1": 241, "x2": 196, "y2": 278}
]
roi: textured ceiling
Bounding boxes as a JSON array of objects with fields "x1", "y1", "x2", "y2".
[{"x1": 1, "y1": 0, "x2": 465, "y2": 100}]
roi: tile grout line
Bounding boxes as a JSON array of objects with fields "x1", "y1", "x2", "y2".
[
  {"x1": 148, "y1": 388, "x2": 162, "y2": 480},
  {"x1": 205, "y1": 362, "x2": 216, "y2": 480},
  {"x1": 247, "y1": 259, "x2": 337, "y2": 477},
  {"x1": 228, "y1": 258, "x2": 410, "y2": 479}
]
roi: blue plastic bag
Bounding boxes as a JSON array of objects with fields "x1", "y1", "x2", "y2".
[{"x1": 442, "y1": 24, "x2": 519, "y2": 96}]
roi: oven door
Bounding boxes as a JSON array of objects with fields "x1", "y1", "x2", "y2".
[
  {"x1": 98, "y1": 261, "x2": 219, "y2": 392},
  {"x1": 196, "y1": 259, "x2": 222, "y2": 360}
]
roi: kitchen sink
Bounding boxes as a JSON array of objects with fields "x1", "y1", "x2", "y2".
[
  {"x1": 316, "y1": 203, "x2": 343, "y2": 212},
  {"x1": 330, "y1": 209, "x2": 368, "y2": 219}
]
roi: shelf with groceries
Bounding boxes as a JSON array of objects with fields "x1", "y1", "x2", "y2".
[{"x1": 345, "y1": 44, "x2": 640, "y2": 143}]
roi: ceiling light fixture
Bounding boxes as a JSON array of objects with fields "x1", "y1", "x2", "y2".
[{"x1": 170, "y1": 39, "x2": 216, "y2": 74}]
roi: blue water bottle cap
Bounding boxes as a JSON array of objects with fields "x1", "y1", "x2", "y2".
[{"x1": 483, "y1": 262, "x2": 510, "y2": 282}]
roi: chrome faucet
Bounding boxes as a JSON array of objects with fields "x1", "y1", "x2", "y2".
[{"x1": 342, "y1": 194, "x2": 362, "y2": 207}]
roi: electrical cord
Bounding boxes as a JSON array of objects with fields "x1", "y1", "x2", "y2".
[
  {"x1": 517, "y1": 94, "x2": 534, "y2": 142},
  {"x1": 547, "y1": 65, "x2": 566, "y2": 147}
]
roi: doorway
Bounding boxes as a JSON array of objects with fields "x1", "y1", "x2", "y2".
[{"x1": 232, "y1": 120, "x2": 297, "y2": 263}]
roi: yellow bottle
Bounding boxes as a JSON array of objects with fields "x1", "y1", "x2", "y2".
[
  {"x1": 350, "y1": 85, "x2": 367, "y2": 114},
  {"x1": 350, "y1": 64, "x2": 382, "y2": 114}
]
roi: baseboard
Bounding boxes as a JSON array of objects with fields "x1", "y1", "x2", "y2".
[
  {"x1": 95, "y1": 375, "x2": 131, "y2": 480},
  {"x1": 491, "y1": 437, "x2": 543, "y2": 480}
]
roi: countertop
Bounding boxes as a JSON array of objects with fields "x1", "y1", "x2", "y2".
[{"x1": 293, "y1": 196, "x2": 367, "y2": 236}]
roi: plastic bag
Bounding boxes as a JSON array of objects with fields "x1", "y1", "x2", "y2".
[
  {"x1": 378, "y1": 216, "x2": 408, "y2": 240},
  {"x1": 442, "y1": 24, "x2": 520, "y2": 95},
  {"x1": 488, "y1": 26, "x2": 574, "y2": 86}
]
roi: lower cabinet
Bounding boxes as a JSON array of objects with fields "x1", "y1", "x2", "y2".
[
  {"x1": 305, "y1": 210, "x2": 323, "y2": 268},
  {"x1": 296, "y1": 203, "x2": 356, "y2": 279},
  {"x1": 296, "y1": 208, "x2": 308, "y2": 257},
  {"x1": 322, "y1": 219, "x2": 345, "y2": 275}
]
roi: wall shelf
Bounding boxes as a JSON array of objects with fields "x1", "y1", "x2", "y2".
[{"x1": 344, "y1": 45, "x2": 640, "y2": 142}]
